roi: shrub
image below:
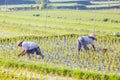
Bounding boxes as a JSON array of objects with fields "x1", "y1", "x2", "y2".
[
  {"x1": 33, "y1": 14, "x2": 40, "y2": 17},
  {"x1": 103, "y1": 18, "x2": 109, "y2": 22}
]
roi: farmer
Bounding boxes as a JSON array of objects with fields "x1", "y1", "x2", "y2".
[
  {"x1": 17, "y1": 41, "x2": 44, "y2": 59},
  {"x1": 78, "y1": 33, "x2": 97, "y2": 53}
]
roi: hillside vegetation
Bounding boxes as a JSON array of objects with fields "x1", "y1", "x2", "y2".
[{"x1": 0, "y1": 0, "x2": 120, "y2": 10}]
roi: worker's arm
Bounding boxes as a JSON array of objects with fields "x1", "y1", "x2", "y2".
[
  {"x1": 21, "y1": 49, "x2": 27, "y2": 56},
  {"x1": 18, "y1": 50, "x2": 27, "y2": 57},
  {"x1": 92, "y1": 45, "x2": 96, "y2": 51}
]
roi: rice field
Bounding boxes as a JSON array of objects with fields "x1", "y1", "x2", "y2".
[
  {"x1": 0, "y1": 35, "x2": 120, "y2": 79},
  {"x1": 0, "y1": 9, "x2": 120, "y2": 80}
]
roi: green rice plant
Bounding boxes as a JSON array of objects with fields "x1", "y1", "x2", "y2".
[
  {"x1": 39, "y1": 71, "x2": 43, "y2": 80},
  {"x1": 0, "y1": 33, "x2": 120, "y2": 79}
]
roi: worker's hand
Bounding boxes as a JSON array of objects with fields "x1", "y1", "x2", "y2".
[
  {"x1": 93, "y1": 48, "x2": 96, "y2": 52},
  {"x1": 18, "y1": 54, "x2": 21, "y2": 57}
]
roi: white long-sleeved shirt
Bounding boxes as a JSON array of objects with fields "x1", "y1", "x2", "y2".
[
  {"x1": 22, "y1": 42, "x2": 39, "y2": 50},
  {"x1": 78, "y1": 36, "x2": 94, "y2": 45}
]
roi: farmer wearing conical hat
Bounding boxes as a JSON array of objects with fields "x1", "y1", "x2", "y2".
[
  {"x1": 17, "y1": 41, "x2": 44, "y2": 59},
  {"x1": 78, "y1": 33, "x2": 97, "y2": 53}
]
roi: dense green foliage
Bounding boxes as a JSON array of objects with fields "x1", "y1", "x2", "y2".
[{"x1": 0, "y1": 0, "x2": 119, "y2": 10}]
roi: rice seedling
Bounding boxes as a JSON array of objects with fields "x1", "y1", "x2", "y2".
[
  {"x1": 0, "y1": 9, "x2": 120, "y2": 79},
  {"x1": 0, "y1": 34, "x2": 120, "y2": 79}
]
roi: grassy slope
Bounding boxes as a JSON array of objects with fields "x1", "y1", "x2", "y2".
[{"x1": 0, "y1": 9, "x2": 120, "y2": 38}]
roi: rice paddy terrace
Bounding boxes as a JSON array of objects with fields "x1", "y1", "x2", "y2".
[{"x1": 0, "y1": 9, "x2": 120, "y2": 80}]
